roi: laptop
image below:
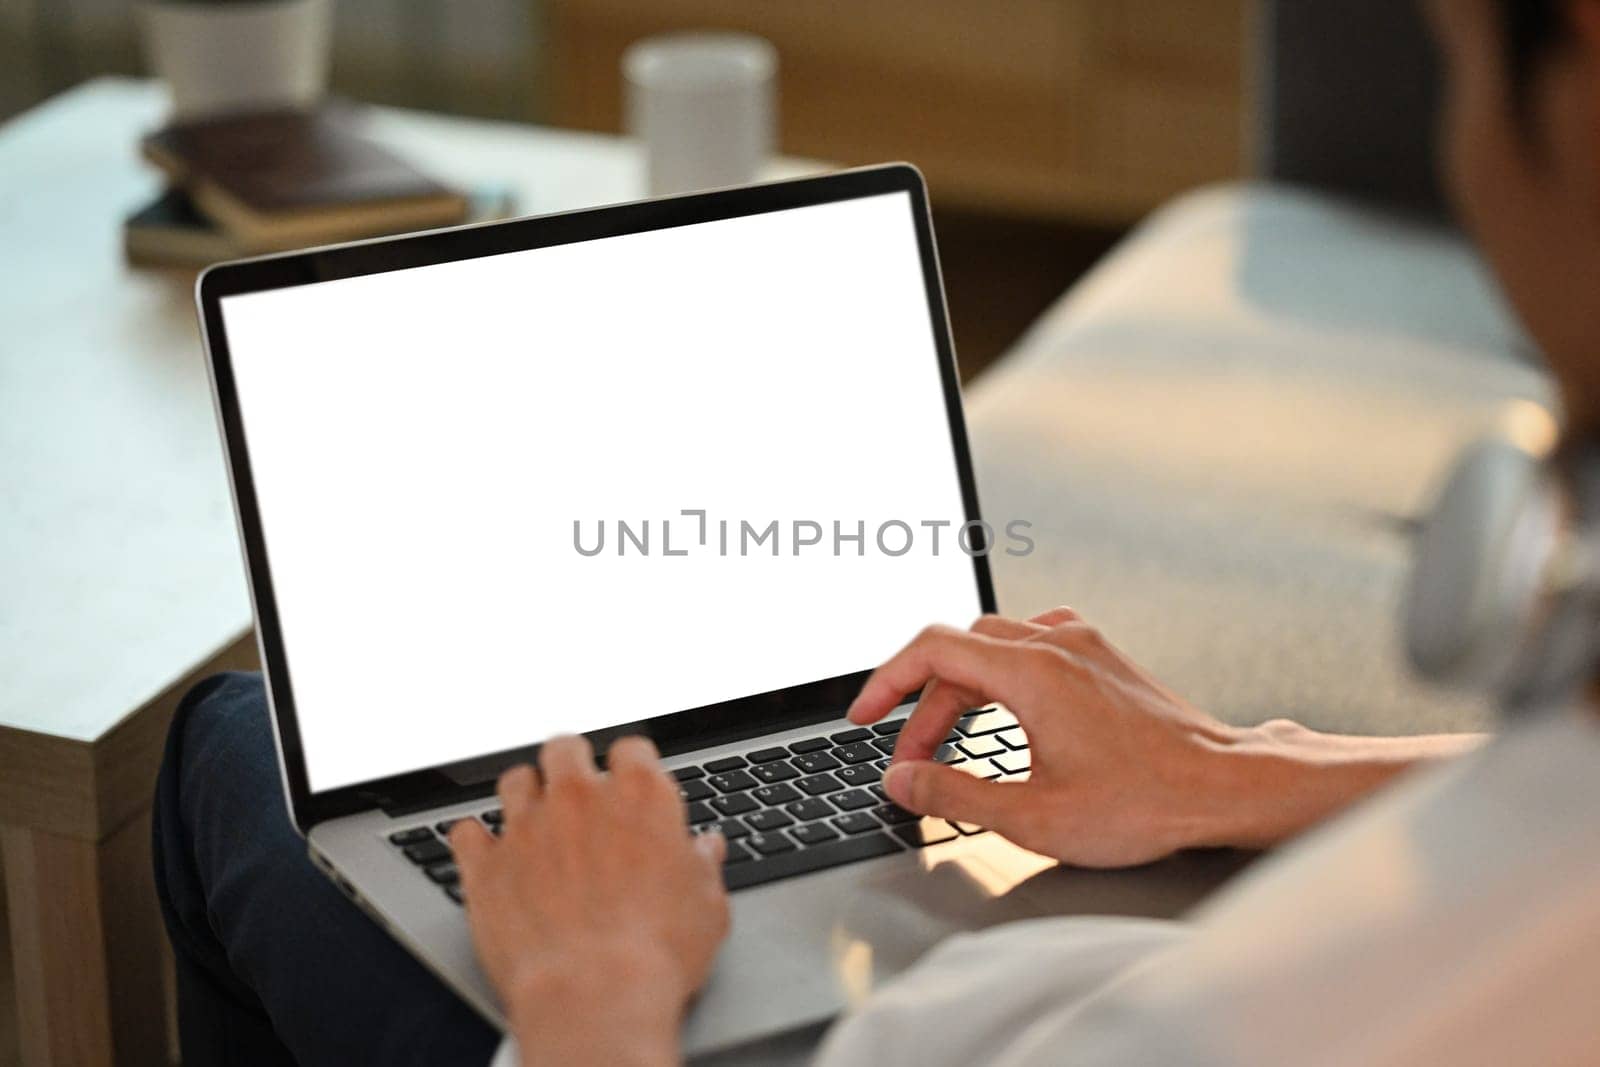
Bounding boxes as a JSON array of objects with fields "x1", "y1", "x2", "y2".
[{"x1": 196, "y1": 164, "x2": 1102, "y2": 1055}]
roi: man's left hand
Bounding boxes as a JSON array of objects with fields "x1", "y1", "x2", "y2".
[{"x1": 450, "y1": 735, "x2": 729, "y2": 1067}]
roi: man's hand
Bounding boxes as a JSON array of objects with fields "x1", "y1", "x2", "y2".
[
  {"x1": 849, "y1": 609, "x2": 1481, "y2": 868},
  {"x1": 450, "y1": 735, "x2": 728, "y2": 1067}
]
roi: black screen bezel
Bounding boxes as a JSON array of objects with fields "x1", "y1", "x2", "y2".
[{"x1": 197, "y1": 163, "x2": 998, "y2": 832}]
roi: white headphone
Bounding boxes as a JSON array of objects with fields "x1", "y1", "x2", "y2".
[{"x1": 1405, "y1": 404, "x2": 1600, "y2": 712}]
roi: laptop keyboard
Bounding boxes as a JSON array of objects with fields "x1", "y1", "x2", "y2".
[{"x1": 385, "y1": 708, "x2": 1027, "y2": 904}]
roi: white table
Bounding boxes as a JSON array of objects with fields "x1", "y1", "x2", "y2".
[{"x1": 0, "y1": 77, "x2": 820, "y2": 1067}]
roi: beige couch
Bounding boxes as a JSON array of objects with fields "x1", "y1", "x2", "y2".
[{"x1": 964, "y1": 183, "x2": 1551, "y2": 738}]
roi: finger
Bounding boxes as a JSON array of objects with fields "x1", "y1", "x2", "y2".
[
  {"x1": 887, "y1": 626, "x2": 1048, "y2": 762},
  {"x1": 693, "y1": 829, "x2": 727, "y2": 869},
  {"x1": 883, "y1": 760, "x2": 1029, "y2": 831},
  {"x1": 538, "y1": 734, "x2": 598, "y2": 783},
  {"x1": 449, "y1": 818, "x2": 494, "y2": 878},
  {"x1": 496, "y1": 764, "x2": 541, "y2": 825},
  {"x1": 897, "y1": 614, "x2": 1048, "y2": 746},
  {"x1": 920, "y1": 613, "x2": 1080, "y2": 738},
  {"x1": 847, "y1": 625, "x2": 1035, "y2": 727},
  {"x1": 1029, "y1": 606, "x2": 1080, "y2": 627},
  {"x1": 606, "y1": 734, "x2": 664, "y2": 777},
  {"x1": 608, "y1": 735, "x2": 684, "y2": 829}
]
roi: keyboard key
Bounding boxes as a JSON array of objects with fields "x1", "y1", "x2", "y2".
[
  {"x1": 832, "y1": 811, "x2": 881, "y2": 835},
  {"x1": 388, "y1": 827, "x2": 433, "y2": 847},
  {"x1": 753, "y1": 783, "x2": 802, "y2": 807},
  {"x1": 957, "y1": 735, "x2": 1006, "y2": 759},
  {"x1": 679, "y1": 779, "x2": 715, "y2": 802},
  {"x1": 711, "y1": 793, "x2": 760, "y2": 816},
  {"x1": 746, "y1": 808, "x2": 794, "y2": 831},
  {"x1": 672, "y1": 766, "x2": 705, "y2": 782},
  {"x1": 955, "y1": 760, "x2": 1001, "y2": 780},
  {"x1": 993, "y1": 751, "x2": 1032, "y2": 775},
  {"x1": 403, "y1": 839, "x2": 451, "y2": 866},
  {"x1": 446, "y1": 884, "x2": 465, "y2": 904},
  {"x1": 748, "y1": 746, "x2": 790, "y2": 764},
  {"x1": 957, "y1": 708, "x2": 1017, "y2": 736},
  {"x1": 723, "y1": 840, "x2": 755, "y2": 865},
  {"x1": 685, "y1": 800, "x2": 717, "y2": 825},
  {"x1": 723, "y1": 832, "x2": 901, "y2": 891},
  {"x1": 873, "y1": 803, "x2": 917, "y2": 826},
  {"x1": 871, "y1": 719, "x2": 906, "y2": 736},
  {"x1": 746, "y1": 831, "x2": 797, "y2": 857},
  {"x1": 832, "y1": 788, "x2": 877, "y2": 812},
  {"x1": 832, "y1": 742, "x2": 879, "y2": 765},
  {"x1": 435, "y1": 819, "x2": 462, "y2": 835},
  {"x1": 870, "y1": 785, "x2": 889, "y2": 801},
  {"x1": 952, "y1": 820, "x2": 985, "y2": 835},
  {"x1": 829, "y1": 727, "x2": 873, "y2": 744},
  {"x1": 750, "y1": 761, "x2": 800, "y2": 784},
  {"x1": 875, "y1": 757, "x2": 893, "y2": 771},
  {"x1": 785, "y1": 798, "x2": 835, "y2": 822},
  {"x1": 796, "y1": 772, "x2": 843, "y2": 796},
  {"x1": 480, "y1": 809, "x2": 504, "y2": 826},
  {"x1": 792, "y1": 822, "x2": 841, "y2": 846},
  {"x1": 892, "y1": 821, "x2": 960, "y2": 848},
  {"x1": 704, "y1": 756, "x2": 747, "y2": 773},
  {"x1": 792, "y1": 751, "x2": 842, "y2": 774},
  {"x1": 713, "y1": 818, "x2": 751, "y2": 840},
  {"x1": 709, "y1": 770, "x2": 758, "y2": 793},
  {"x1": 789, "y1": 737, "x2": 831, "y2": 754},
  {"x1": 933, "y1": 744, "x2": 965, "y2": 764},
  {"x1": 836, "y1": 764, "x2": 882, "y2": 788},
  {"x1": 871, "y1": 736, "x2": 899, "y2": 755},
  {"x1": 424, "y1": 861, "x2": 460, "y2": 885},
  {"x1": 995, "y1": 727, "x2": 1029, "y2": 750}
]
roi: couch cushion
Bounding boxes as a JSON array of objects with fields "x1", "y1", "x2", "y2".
[{"x1": 964, "y1": 184, "x2": 1550, "y2": 736}]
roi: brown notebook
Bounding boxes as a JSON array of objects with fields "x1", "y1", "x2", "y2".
[
  {"x1": 123, "y1": 187, "x2": 248, "y2": 270},
  {"x1": 141, "y1": 106, "x2": 469, "y2": 251}
]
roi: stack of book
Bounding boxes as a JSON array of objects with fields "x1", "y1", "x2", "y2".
[{"x1": 125, "y1": 105, "x2": 472, "y2": 269}]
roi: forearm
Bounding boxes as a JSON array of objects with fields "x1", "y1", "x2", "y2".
[{"x1": 1202, "y1": 720, "x2": 1487, "y2": 850}]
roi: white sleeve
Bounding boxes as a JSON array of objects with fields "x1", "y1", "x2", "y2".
[
  {"x1": 483, "y1": 919, "x2": 1187, "y2": 1067},
  {"x1": 815, "y1": 916, "x2": 1189, "y2": 1067}
]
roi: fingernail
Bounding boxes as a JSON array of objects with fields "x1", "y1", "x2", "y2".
[{"x1": 694, "y1": 829, "x2": 726, "y2": 859}]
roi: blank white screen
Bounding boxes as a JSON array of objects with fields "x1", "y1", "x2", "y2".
[{"x1": 221, "y1": 191, "x2": 983, "y2": 792}]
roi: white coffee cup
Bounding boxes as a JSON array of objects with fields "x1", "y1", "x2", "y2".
[
  {"x1": 624, "y1": 33, "x2": 778, "y2": 197},
  {"x1": 139, "y1": 0, "x2": 332, "y2": 120}
]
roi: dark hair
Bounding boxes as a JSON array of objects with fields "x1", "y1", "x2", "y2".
[{"x1": 1502, "y1": 0, "x2": 1565, "y2": 100}]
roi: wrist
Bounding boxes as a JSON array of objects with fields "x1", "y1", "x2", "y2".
[
  {"x1": 1190, "y1": 720, "x2": 1480, "y2": 850},
  {"x1": 508, "y1": 950, "x2": 685, "y2": 1067}
]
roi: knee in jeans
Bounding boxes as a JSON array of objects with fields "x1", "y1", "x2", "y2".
[{"x1": 167, "y1": 671, "x2": 271, "y2": 773}]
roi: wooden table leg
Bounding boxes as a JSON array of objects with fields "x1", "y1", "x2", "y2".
[{"x1": 3, "y1": 811, "x2": 168, "y2": 1067}]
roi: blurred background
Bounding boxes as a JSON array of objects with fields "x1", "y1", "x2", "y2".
[{"x1": 0, "y1": 0, "x2": 1258, "y2": 379}]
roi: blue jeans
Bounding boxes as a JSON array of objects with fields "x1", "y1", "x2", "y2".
[{"x1": 151, "y1": 672, "x2": 499, "y2": 1066}]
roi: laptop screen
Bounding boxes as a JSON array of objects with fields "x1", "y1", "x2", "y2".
[{"x1": 219, "y1": 188, "x2": 985, "y2": 793}]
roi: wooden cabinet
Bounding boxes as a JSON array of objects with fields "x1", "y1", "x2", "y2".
[{"x1": 543, "y1": 0, "x2": 1249, "y2": 223}]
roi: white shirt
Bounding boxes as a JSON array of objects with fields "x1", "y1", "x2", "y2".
[{"x1": 495, "y1": 706, "x2": 1600, "y2": 1065}]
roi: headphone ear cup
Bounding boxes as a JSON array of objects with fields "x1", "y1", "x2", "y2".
[{"x1": 1404, "y1": 434, "x2": 1562, "y2": 694}]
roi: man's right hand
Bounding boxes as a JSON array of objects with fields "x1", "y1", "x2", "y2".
[{"x1": 847, "y1": 609, "x2": 1478, "y2": 867}]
